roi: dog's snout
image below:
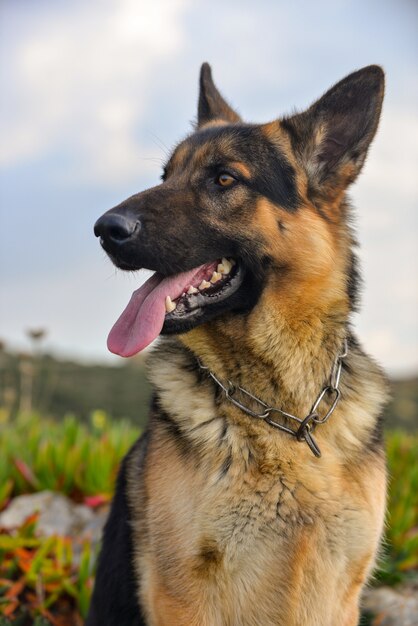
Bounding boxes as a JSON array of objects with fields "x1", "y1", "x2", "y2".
[{"x1": 94, "y1": 213, "x2": 140, "y2": 244}]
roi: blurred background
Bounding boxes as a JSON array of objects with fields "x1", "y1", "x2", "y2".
[
  {"x1": 0, "y1": 0, "x2": 417, "y2": 423},
  {"x1": 0, "y1": 1, "x2": 417, "y2": 624},
  {"x1": 0, "y1": 0, "x2": 417, "y2": 427}
]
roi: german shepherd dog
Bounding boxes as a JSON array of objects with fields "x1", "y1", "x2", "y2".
[{"x1": 87, "y1": 64, "x2": 388, "y2": 626}]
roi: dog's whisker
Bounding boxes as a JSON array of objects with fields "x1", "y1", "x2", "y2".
[{"x1": 147, "y1": 131, "x2": 171, "y2": 158}]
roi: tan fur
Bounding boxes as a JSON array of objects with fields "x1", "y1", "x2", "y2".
[
  {"x1": 127, "y1": 335, "x2": 387, "y2": 626},
  {"x1": 229, "y1": 161, "x2": 252, "y2": 179}
]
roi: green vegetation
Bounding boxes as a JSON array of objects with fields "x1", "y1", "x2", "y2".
[
  {"x1": 0, "y1": 412, "x2": 417, "y2": 624},
  {"x1": 0, "y1": 412, "x2": 140, "y2": 507},
  {"x1": 378, "y1": 431, "x2": 418, "y2": 584},
  {"x1": 0, "y1": 513, "x2": 95, "y2": 624},
  {"x1": 0, "y1": 412, "x2": 139, "y2": 625}
]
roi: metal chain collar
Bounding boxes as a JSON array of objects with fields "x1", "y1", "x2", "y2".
[{"x1": 197, "y1": 339, "x2": 348, "y2": 458}]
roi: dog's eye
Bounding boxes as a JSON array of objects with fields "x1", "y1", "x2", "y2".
[{"x1": 216, "y1": 173, "x2": 236, "y2": 187}]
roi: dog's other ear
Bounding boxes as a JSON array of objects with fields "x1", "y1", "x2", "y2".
[
  {"x1": 281, "y1": 65, "x2": 384, "y2": 197},
  {"x1": 198, "y1": 63, "x2": 241, "y2": 127}
]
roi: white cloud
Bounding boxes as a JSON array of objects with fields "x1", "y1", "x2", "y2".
[{"x1": 0, "y1": 0, "x2": 190, "y2": 183}]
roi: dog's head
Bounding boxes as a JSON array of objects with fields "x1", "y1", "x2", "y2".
[{"x1": 95, "y1": 63, "x2": 384, "y2": 357}]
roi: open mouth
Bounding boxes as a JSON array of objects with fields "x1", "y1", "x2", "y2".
[
  {"x1": 164, "y1": 258, "x2": 241, "y2": 319},
  {"x1": 107, "y1": 258, "x2": 243, "y2": 357}
]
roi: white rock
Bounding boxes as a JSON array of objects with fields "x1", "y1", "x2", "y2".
[
  {"x1": 0, "y1": 491, "x2": 95, "y2": 537},
  {"x1": 362, "y1": 585, "x2": 418, "y2": 626}
]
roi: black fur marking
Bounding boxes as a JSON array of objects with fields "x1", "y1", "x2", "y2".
[
  {"x1": 343, "y1": 333, "x2": 388, "y2": 455},
  {"x1": 190, "y1": 417, "x2": 219, "y2": 432},
  {"x1": 85, "y1": 436, "x2": 149, "y2": 626},
  {"x1": 198, "y1": 62, "x2": 241, "y2": 126},
  {"x1": 250, "y1": 153, "x2": 298, "y2": 213},
  {"x1": 347, "y1": 250, "x2": 361, "y2": 311},
  {"x1": 314, "y1": 203, "x2": 333, "y2": 222},
  {"x1": 154, "y1": 399, "x2": 193, "y2": 459},
  {"x1": 366, "y1": 409, "x2": 386, "y2": 453},
  {"x1": 150, "y1": 393, "x2": 161, "y2": 413},
  {"x1": 198, "y1": 541, "x2": 223, "y2": 568},
  {"x1": 219, "y1": 420, "x2": 229, "y2": 442},
  {"x1": 183, "y1": 125, "x2": 299, "y2": 211},
  {"x1": 220, "y1": 449, "x2": 233, "y2": 477}
]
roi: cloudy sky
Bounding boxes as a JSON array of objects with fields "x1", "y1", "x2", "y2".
[{"x1": 0, "y1": 0, "x2": 417, "y2": 375}]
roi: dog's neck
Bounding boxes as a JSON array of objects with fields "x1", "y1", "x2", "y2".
[
  {"x1": 179, "y1": 279, "x2": 349, "y2": 418},
  {"x1": 149, "y1": 274, "x2": 387, "y2": 462}
]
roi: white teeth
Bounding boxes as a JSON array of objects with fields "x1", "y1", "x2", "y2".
[
  {"x1": 165, "y1": 295, "x2": 176, "y2": 313},
  {"x1": 220, "y1": 257, "x2": 233, "y2": 274},
  {"x1": 210, "y1": 271, "x2": 222, "y2": 283},
  {"x1": 199, "y1": 280, "x2": 211, "y2": 290},
  {"x1": 187, "y1": 285, "x2": 198, "y2": 294}
]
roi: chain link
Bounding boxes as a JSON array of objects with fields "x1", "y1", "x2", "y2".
[{"x1": 197, "y1": 338, "x2": 348, "y2": 458}]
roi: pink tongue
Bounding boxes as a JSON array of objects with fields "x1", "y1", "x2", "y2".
[{"x1": 107, "y1": 264, "x2": 213, "y2": 357}]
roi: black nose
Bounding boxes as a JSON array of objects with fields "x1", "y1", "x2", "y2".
[{"x1": 94, "y1": 213, "x2": 140, "y2": 243}]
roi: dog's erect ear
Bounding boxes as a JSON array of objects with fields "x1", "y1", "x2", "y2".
[
  {"x1": 281, "y1": 65, "x2": 385, "y2": 196},
  {"x1": 198, "y1": 63, "x2": 241, "y2": 127}
]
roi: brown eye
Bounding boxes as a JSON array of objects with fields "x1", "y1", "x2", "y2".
[{"x1": 216, "y1": 173, "x2": 236, "y2": 187}]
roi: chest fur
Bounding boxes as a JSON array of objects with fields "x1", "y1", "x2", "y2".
[
  {"x1": 133, "y1": 344, "x2": 387, "y2": 624},
  {"x1": 130, "y1": 428, "x2": 384, "y2": 626}
]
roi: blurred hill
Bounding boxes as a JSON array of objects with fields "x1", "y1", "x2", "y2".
[
  {"x1": 0, "y1": 350, "x2": 151, "y2": 428},
  {"x1": 386, "y1": 376, "x2": 418, "y2": 432},
  {"x1": 0, "y1": 349, "x2": 416, "y2": 431}
]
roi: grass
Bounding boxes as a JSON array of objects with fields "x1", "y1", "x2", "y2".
[
  {"x1": 0, "y1": 411, "x2": 139, "y2": 625},
  {"x1": 0, "y1": 410, "x2": 139, "y2": 507},
  {"x1": 0, "y1": 513, "x2": 95, "y2": 625},
  {"x1": 0, "y1": 412, "x2": 417, "y2": 624},
  {"x1": 378, "y1": 431, "x2": 418, "y2": 584}
]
